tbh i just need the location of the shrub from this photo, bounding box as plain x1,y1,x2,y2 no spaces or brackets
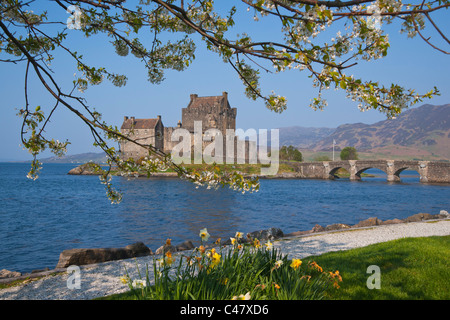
279,146,303,162
340,147,358,160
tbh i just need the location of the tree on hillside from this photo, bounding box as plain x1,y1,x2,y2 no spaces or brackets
0,0,447,202
340,147,359,160
280,146,303,162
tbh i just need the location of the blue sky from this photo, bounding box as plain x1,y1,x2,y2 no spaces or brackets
0,2,449,161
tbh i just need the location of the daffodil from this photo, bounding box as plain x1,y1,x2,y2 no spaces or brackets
211,252,221,267
290,258,302,270
156,257,164,267
165,251,174,265
230,237,236,245
265,240,273,250
206,248,216,258
199,228,210,242
232,292,251,300
330,270,342,282
300,275,312,282
309,261,323,273
132,279,147,288
235,232,243,239
275,260,283,268
119,275,128,285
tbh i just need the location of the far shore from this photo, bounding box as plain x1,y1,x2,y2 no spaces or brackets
67,162,377,179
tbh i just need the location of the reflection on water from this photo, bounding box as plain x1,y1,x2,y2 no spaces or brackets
117,178,240,247
0,164,448,273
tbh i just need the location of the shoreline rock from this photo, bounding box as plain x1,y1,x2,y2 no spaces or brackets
0,269,22,279
68,163,101,175
55,242,152,269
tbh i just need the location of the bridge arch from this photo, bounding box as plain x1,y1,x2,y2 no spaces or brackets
328,166,350,179
394,166,421,182
356,167,388,180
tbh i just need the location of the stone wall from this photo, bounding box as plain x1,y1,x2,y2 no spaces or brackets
120,116,164,160
426,161,450,183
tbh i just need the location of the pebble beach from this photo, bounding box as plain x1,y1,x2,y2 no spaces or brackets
0,219,449,300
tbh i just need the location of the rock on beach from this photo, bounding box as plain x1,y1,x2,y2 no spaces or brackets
56,242,152,268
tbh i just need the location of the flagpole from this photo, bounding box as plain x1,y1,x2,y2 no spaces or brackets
333,139,335,161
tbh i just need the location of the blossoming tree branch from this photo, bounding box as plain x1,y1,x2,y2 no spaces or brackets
0,0,447,202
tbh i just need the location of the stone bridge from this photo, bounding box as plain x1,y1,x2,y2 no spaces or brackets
288,160,450,183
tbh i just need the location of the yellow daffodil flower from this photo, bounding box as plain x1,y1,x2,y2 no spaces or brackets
165,251,174,265
211,252,221,267
290,258,302,270
265,240,273,250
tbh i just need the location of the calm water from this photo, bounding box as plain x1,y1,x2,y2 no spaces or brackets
0,163,449,273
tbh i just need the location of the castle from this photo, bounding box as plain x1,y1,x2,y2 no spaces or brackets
120,92,252,163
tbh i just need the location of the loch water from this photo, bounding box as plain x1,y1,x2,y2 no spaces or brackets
0,162,449,273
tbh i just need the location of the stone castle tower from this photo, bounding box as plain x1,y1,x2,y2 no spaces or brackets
182,92,236,134
119,92,240,161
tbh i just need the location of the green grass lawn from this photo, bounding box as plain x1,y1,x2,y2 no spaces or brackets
311,235,450,300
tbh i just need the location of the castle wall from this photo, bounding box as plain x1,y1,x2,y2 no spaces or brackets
120,117,164,161
182,106,237,134
163,126,181,155
120,128,156,160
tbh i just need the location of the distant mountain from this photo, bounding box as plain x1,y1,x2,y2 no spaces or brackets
279,104,450,160
277,126,335,148
38,152,108,164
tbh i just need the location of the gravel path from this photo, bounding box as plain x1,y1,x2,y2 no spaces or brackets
1,220,449,300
